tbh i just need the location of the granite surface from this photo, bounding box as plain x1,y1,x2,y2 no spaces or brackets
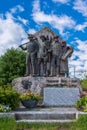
43,87,80,106
12,76,82,95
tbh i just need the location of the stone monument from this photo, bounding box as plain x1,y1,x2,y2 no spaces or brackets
12,26,82,106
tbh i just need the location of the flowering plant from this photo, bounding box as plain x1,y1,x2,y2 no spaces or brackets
20,91,41,101
0,104,11,112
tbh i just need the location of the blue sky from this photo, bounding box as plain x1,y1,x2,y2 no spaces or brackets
0,0,87,78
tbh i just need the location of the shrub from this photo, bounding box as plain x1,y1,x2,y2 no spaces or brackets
0,87,20,110
0,48,26,85
81,80,87,90
76,93,87,112
0,104,11,112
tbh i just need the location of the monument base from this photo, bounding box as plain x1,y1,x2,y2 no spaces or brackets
12,76,82,107
12,76,82,95
44,87,80,106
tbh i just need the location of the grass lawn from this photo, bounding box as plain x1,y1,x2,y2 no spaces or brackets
0,115,87,130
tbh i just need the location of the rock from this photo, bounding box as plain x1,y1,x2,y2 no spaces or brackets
12,76,46,95
12,76,82,96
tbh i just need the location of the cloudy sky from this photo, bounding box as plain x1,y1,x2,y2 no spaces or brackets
0,0,87,78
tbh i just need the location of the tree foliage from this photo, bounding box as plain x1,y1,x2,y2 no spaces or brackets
0,48,26,85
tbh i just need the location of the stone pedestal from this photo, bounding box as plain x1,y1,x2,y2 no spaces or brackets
44,87,80,106
12,76,82,106
12,76,82,95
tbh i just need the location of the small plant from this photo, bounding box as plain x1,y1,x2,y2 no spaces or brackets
20,91,41,101
81,79,87,90
76,93,87,112
0,104,11,112
20,91,42,108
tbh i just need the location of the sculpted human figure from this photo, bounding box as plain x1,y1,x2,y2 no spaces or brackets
37,35,50,76
19,34,39,76
46,36,53,76
50,36,62,76
60,40,73,77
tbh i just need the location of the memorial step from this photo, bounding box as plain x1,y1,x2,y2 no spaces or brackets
17,119,76,123
15,111,76,121
1,107,86,123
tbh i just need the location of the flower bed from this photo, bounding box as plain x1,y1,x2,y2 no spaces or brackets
20,91,41,108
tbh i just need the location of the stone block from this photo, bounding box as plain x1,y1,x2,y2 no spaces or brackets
43,87,80,106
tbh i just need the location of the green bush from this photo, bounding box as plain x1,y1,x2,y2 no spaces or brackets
0,48,26,85
0,87,20,110
81,80,87,90
76,94,87,112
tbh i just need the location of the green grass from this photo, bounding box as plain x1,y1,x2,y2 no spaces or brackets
0,117,16,130
0,115,87,130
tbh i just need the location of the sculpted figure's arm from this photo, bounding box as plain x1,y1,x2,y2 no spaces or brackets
67,46,74,57
61,46,74,60
19,44,27,50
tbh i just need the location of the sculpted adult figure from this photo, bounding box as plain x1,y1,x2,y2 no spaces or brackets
60,40,73,77
50,36,62,76
19,34,39,76
37,35,50,76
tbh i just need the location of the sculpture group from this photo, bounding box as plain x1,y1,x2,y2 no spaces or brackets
19,34,73,77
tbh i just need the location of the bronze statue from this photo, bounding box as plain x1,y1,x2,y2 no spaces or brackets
19,34,39,76
19,32,73,78
60,41,73,77
50,36,62,76
37,35,50,76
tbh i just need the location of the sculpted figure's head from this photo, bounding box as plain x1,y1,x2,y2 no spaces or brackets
28,34,34,40
62,40,66,47
53,36,59,42
40,35,47,42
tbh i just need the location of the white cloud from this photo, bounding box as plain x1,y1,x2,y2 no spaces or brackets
10,5,24,14
32,0,76,36
52,0,70,4
0,7,27,55
33,0,40,12
84,61,87,70
0,16,27,55
73,0,87,17
68,38,87,78
75,22,87,32
75,39,87,52
17,16,28,25
5,5,28,26
28,29,36,34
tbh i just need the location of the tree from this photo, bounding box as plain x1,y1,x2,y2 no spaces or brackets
0,48,26,85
